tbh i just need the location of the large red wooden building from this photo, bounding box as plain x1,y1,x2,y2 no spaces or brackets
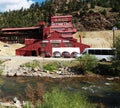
0,15,90,57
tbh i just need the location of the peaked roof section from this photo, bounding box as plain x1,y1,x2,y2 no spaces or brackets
47,31,77,41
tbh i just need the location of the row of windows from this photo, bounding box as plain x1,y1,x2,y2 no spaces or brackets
51,22,71,26
40,43,72,47
88,49,115,55
51,27,72,31
52,18,71,22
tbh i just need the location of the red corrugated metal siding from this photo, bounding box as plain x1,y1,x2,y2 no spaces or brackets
43,27,50,38
16,41,40,56
25,39,38,45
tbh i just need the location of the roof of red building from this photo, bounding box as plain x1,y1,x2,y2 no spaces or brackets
0,26,40,32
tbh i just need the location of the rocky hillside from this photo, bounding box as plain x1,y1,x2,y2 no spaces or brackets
0,0,120,31
74,11,113,31
52,0,120,31
73,30,120,48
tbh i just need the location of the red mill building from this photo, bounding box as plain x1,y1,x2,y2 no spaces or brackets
0,15,90,57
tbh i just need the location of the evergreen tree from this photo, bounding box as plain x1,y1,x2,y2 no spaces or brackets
0,0,119,28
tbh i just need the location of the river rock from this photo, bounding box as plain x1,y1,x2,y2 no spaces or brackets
16,71,22,76
13,97,22,108
106,77,114,80
105,82,110,86
7,69,17,76
0,102,15,107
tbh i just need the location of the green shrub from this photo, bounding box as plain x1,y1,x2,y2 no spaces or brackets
43,62,59,71
115,20,120,29
91,36,120,76
0,60,3,76
24,88,94,108
0,60,3,64
36,88,94,108
21,60,40,69
93,63,119,76
100,9,107,16
0,69,3,76
111,36,120,76
76,54,98,74
89,10,94,14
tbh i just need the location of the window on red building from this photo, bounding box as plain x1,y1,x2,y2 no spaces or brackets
51,43,60,47
65,43,72,47
40,43,46,47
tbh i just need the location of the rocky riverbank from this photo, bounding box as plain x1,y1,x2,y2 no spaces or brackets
2,65,78,78
0,56,79,78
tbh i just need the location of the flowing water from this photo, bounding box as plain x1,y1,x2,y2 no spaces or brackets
0,76,120,107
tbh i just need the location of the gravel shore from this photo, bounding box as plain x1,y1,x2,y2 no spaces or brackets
0,56,76,77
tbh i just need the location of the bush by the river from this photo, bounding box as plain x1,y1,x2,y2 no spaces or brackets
94,36,120,76
111,36,120,76
24,88,95,108
93,63,120,76
75,54,98,74
43,61,59,71
21,60,40,70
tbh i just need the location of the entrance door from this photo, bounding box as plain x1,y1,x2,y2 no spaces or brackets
32,50,37,56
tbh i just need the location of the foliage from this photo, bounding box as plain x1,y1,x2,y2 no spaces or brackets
0,60,3,76
24,88,94,108
115,20,120,29
100,9,107,16
76,54,98,74
43,61,75,72
90,1,95,9
93,63,118,76
39,88,94,108
111,36,120,75
0,60,3,64
43,61,59,71
95,36,120,76
25,83,44,104
114,37,120,60
21,60,40,69
0,69,3,76
0,0,119,28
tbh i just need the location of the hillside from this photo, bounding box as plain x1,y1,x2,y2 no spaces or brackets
73,30,120,48
0,42,24,56
0,0,120,30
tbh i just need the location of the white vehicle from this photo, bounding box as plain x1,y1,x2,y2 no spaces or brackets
81,48,115,62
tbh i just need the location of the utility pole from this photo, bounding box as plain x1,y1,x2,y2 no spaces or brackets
112,26,117,48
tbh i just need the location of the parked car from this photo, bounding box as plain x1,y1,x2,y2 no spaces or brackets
73,53,81,58
53,51,61,58
62,51,71,58
71,52,81,58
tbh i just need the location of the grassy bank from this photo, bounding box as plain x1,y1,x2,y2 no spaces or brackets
24,88,95,108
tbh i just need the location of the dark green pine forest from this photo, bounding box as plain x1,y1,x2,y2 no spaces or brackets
0,0,120,31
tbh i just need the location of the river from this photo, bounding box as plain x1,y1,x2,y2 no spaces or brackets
0,76,120,107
